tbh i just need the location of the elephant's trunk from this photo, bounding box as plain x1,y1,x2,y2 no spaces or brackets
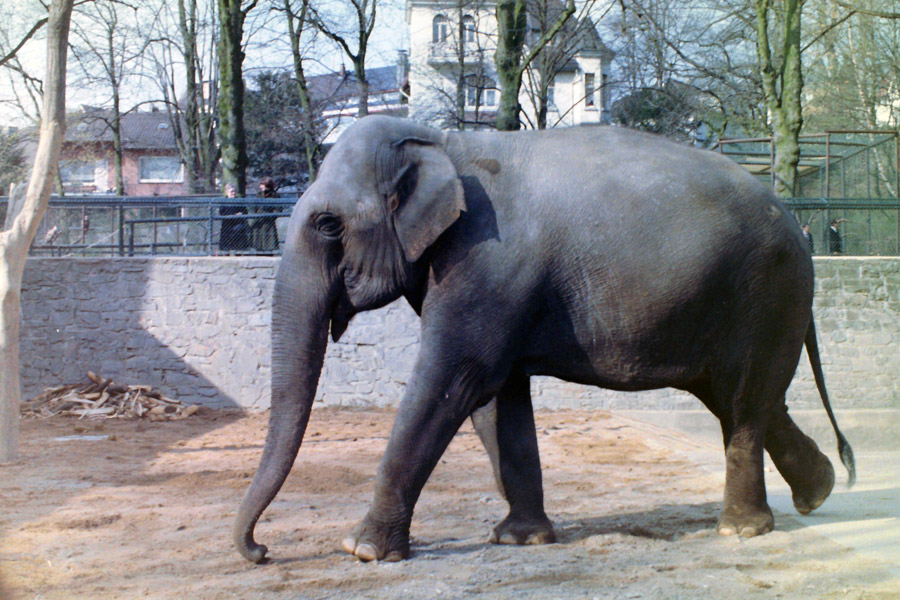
233,254,333,563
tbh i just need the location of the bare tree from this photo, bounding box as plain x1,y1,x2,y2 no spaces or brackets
494,0,575,130
280,0,324,179
148,0,221,192
520,0,610,129
69,0,159,195
218,0,258,195
1,0,74,463
0,3,55,125
308,0,378,117
755,0,804,197
415,1,496,129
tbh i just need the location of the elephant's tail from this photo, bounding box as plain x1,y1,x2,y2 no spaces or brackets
806,321,856,487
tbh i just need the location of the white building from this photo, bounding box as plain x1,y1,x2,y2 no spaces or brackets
406,0,614,129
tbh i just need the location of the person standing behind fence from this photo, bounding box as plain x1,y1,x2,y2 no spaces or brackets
250,177,280,255
828,218,845,255
219,183,250,253
801,223,814,254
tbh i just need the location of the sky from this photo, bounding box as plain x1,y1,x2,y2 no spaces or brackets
0,0,408,127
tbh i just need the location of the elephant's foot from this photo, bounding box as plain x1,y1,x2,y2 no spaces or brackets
765,406,836,515
789,454,835,515
716,504,774,538
489,513,556,545
341,516,410,562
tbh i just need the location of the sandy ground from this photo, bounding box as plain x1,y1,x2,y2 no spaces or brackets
2,407,898,600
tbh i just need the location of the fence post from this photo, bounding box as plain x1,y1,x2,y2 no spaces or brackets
128,222,135,257
208,201,214,254
118,202,125,256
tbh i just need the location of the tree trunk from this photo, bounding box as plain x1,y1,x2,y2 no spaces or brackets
0,0,74,463
756,0,803,197
495,0,573,131
217,0,250,195
112,94,125,196
494,0,526,131
354,62,369,118
284,0,321,182
179,0,202,193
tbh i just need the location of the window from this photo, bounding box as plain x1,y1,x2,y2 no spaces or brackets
463,15,476,44
547,84,555,107
466,84,478,107
59,160,96,184
138,156,183,183
584,73,596,108
466,80,497,108
433,15,450,43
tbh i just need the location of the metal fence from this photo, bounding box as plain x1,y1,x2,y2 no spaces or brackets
784,197,900,256
3,194,900,257
0,195,297,257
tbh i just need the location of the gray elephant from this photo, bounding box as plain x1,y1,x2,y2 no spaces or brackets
234,115,855,563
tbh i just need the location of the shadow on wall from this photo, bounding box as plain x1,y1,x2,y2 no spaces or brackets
19,257,278,410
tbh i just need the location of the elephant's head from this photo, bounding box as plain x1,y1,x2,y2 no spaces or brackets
233,116,466,563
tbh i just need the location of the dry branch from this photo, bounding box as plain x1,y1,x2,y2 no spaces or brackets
21,372,201,421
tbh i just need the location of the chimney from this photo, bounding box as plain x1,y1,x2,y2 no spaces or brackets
397,49,409,81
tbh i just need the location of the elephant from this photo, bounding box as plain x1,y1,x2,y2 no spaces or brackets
233,115,855,563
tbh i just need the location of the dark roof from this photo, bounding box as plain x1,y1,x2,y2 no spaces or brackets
307,65,401,110
65,109,180,150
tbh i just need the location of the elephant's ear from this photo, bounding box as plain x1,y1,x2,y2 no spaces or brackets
389,138,466,262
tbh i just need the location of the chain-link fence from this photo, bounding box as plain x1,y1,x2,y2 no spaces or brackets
785,197,900,256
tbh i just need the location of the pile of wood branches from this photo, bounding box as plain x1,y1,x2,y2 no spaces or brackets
21,372,200,420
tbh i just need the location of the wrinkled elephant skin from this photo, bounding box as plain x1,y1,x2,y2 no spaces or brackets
234,116,855,564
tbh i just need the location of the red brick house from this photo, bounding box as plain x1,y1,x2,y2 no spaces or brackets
58,108,189,196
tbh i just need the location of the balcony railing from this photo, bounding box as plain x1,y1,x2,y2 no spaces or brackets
429,41,487,64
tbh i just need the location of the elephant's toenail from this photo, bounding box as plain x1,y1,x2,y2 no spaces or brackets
355,542,378,562
341,537,358,554
499,533,518,545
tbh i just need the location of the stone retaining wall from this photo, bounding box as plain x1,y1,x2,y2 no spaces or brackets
19,257,900,411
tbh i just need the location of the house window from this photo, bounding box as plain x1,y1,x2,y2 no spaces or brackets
547,84,555,107
433,15,450,43
138,156,183,183
463,15,476,44
466,80,497,108
585,73,596,108
59,160,96,184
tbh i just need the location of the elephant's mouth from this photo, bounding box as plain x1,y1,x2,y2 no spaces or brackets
329,288,356,342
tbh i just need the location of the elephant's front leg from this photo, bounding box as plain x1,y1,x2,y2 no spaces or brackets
471,374,555,545
341,352,498,562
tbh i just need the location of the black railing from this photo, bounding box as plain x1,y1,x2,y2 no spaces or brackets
125,211,291,256
4,194,900,257
0,195,297,257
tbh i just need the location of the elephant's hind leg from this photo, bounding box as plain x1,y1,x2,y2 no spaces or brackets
698,363,786,538
717,418,774,538
765,404,835,515
472,374,556,546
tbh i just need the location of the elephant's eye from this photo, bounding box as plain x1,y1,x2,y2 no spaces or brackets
314,212,344,239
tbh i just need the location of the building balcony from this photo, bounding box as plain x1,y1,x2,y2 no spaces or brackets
428,41,491,65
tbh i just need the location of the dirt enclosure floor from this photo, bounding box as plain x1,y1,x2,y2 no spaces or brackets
2,407,898,600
